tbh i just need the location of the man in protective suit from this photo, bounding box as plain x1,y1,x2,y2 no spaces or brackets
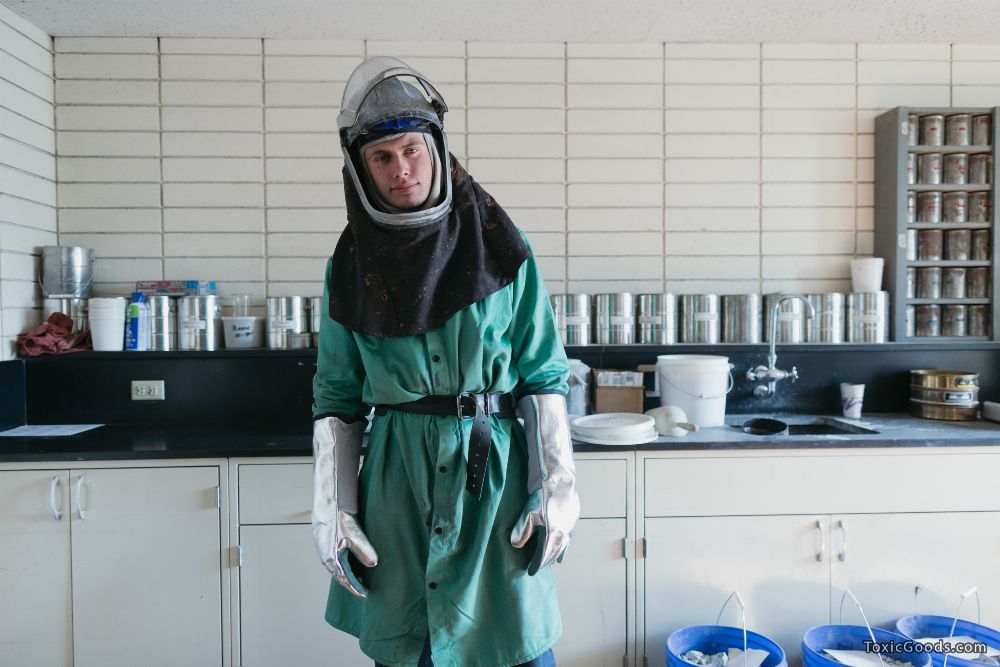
311,56,580,667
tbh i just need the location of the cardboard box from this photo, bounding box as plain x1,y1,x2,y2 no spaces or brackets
135,280,217,296
592,369,645,414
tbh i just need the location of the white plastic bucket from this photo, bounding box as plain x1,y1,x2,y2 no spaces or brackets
656,354,733,427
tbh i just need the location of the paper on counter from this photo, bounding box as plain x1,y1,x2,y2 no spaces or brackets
0,424,104,437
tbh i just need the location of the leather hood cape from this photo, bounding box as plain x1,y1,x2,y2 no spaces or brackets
327,157,530,338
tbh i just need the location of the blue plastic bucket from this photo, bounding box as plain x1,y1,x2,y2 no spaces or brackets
666,625,787,667
896,615,1000,667
802,625,931,667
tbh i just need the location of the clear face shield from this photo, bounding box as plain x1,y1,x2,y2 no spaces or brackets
338,57,453,227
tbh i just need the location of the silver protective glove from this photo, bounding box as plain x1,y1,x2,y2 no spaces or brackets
312,416,378,598
510,393,581,575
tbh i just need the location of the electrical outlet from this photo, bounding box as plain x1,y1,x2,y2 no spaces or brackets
131,380,165,401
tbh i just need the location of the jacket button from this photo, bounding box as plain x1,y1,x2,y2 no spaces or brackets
438,465,447,473
434,526,443,535
428,582,438,590
431,354,441,362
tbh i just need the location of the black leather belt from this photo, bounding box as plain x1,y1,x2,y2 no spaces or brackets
373,393,516,499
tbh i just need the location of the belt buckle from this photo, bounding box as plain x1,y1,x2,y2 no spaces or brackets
456,392,478,420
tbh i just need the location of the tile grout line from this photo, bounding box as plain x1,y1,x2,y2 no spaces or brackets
260,38,267,300
158,37,165,282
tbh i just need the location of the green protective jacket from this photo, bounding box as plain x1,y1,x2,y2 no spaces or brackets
312,243,571,667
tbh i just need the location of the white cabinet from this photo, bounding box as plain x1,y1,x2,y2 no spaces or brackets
639,450,1000,667
0,464,226,667
231,454,635,667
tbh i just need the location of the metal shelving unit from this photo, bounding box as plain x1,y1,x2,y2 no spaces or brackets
874,106,1000,341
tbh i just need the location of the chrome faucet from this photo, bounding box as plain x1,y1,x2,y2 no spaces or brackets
746,294,816,399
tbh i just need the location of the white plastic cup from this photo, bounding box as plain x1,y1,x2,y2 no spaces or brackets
88,297,127,351
850,258,884,293
230,293,251,317
840,382,865,419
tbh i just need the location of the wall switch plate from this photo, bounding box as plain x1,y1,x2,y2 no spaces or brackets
131,380,165,401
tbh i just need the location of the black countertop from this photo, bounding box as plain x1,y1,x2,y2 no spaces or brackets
2,414,1000,463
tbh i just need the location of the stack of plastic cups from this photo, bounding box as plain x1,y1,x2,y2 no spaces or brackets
87,297,127,351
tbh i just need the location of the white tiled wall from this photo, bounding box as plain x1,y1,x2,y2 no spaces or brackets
42,37,1000,312
0,5,55,359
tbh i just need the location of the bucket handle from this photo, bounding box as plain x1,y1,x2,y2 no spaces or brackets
839,588,885,667
942,587,981,667
639,363,735,400
715,590,748,667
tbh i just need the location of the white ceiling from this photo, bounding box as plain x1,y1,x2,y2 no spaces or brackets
4,0,1000,43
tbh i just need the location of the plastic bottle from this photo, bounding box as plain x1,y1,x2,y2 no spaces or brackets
125,291,151,351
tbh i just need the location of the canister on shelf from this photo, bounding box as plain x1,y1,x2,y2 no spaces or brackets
43,296,88,334
946,114,971,146
916,267,942,299
941,305,968,337
969,192,991,222
908,114,919,146
915,305,940,336
679,294,720,344
846,292,888,343
967,267,991,298
907,153,917,184
637,293,677,344
805,293,845,343
906,305,916,337
942,268,967,299
944,229,972,260
969,305,991,337
972,114,992,145
309,296,323,333
917,229,943,260
551,294,591,346
942,191,967,222
906,229,918,261
149,295,177,351
178,295,223,351
972,229,991,261
969,154,992,184
920,114,945,146
906,267,916,298
763,293,806,343
917,191,942,222
907,191,917,223
593,293,635,345
266,296,308,349
917,153,942,184
943,153,968,184
721,293,761,343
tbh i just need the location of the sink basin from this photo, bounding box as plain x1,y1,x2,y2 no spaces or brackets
731,416,879,436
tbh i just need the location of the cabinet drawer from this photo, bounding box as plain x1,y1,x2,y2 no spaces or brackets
239,457,628,524
644,452,1000,517
239,463,313,524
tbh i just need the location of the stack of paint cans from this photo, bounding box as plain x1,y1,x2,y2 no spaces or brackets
905,111,993,339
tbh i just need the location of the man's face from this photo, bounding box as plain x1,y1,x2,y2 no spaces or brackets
362,133,433,210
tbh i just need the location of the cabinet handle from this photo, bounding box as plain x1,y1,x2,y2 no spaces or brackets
837,519,848,561
75,474,88,520
50,475,63,521
814,520,825,562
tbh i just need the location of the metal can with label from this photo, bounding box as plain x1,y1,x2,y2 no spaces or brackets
907,267,916,298
946,114,972,146
920,114,945,146
917,229,943,260
916,267,942,299
941,305,968,337
637,293,677,344
942,191,967,222
907,153,917,184
917,153,942,184
551,294,591,345
917,191,942,222
594,293,635,345
846,292,887,343
969,154,992,184
906,229,918,260
908,114,919,146
679,294,720,343
972,229,991,261
972,114,992,145
942,268,967,299
944,229,972,260
967,267,991,298
969,305,991,337
915,305,941,336
969,192,992,222
906,305,916,337
943,153,968,184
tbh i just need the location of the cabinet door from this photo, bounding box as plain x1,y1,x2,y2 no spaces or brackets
830,512,1000,629
238,523,369,667
553,518,629,667
70,467,223,667
644,516,830,665
0,470,72,667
